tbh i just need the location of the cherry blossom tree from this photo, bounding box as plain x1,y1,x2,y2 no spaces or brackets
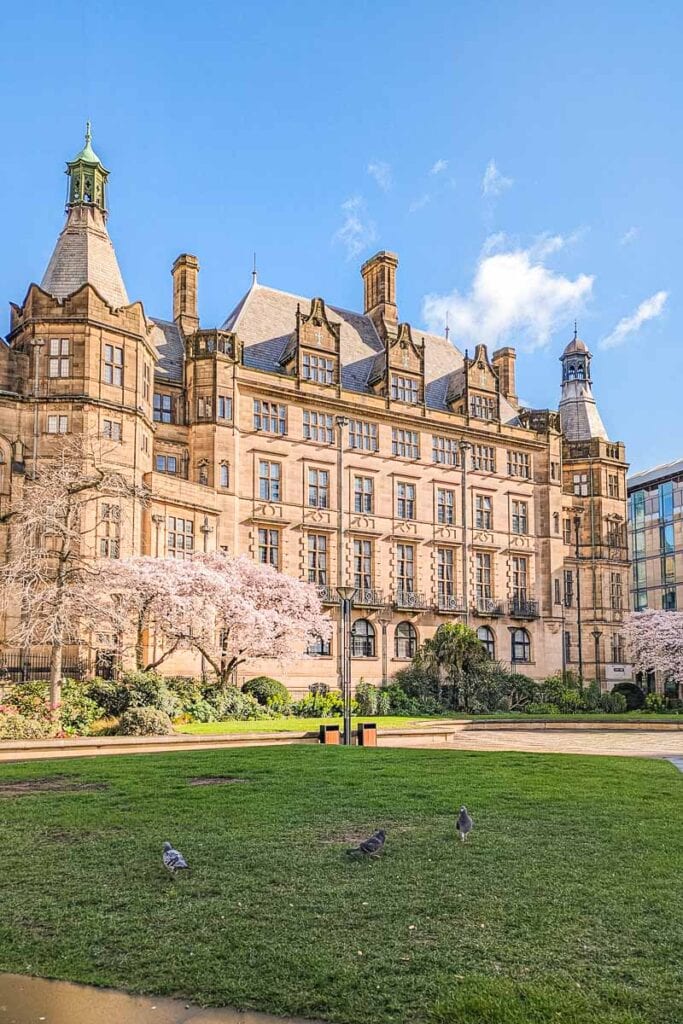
624,610,683,686
0,434,139,706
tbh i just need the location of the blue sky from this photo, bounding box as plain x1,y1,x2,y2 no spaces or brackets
1,0,680,473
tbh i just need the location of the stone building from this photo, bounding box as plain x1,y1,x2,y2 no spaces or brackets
0,130,630,691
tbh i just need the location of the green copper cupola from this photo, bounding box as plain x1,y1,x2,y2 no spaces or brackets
66,122,109,213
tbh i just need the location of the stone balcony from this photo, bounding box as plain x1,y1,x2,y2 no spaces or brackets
354,587,386,608
508,597,540,619
473,597,505,617
436,593,466,614
394,589,430,611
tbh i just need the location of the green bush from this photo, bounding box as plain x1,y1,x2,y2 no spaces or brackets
291,690,358,718
121,671,181,718
58,680,104,735
211,686,269,721
242,676,291,712
644,692,667,713
525,702,561,716
611,681,645,711
600,691,628,713
166,676,204,710
584,680,602,711
85,677,129,717
393,663,439,703
355,682,380,715
0,711,54,740
556,689,588,714
116,707,173,736
185,698,218,723
2,680,52,721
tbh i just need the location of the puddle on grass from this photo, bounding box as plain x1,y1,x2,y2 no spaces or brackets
0,974,320,1024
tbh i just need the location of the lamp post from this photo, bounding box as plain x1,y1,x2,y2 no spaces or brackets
555,584,566,684
573,514,584,686
592,628,602,688
336,584,357,745
458,441,472,624
376,606,392,687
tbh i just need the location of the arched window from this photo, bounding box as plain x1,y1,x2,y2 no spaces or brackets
511,628,531,663
351,619,376,658
477,626,495,659
394,621,417,660
307,635,331,657
576,363,585,380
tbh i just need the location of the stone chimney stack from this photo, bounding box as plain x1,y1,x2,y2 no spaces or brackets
361,251,399,337
172,254,200,335
492,347,517,405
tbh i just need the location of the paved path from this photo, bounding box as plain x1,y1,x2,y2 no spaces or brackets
392,727,683,759
0,974,318,1024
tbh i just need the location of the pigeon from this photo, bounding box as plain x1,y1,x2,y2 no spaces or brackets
456,806,473,843
163,841,189,874
347,829,386,858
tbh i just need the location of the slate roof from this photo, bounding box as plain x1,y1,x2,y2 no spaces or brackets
151,319,185,384
222,281,519,422
558,380,609,442
41,205,129,310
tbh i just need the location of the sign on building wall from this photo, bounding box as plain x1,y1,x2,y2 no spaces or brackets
605,663,634,682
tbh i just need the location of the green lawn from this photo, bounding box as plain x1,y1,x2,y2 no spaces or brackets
176,712,683,735
0,747,681,1024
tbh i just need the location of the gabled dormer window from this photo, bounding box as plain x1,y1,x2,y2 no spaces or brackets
470,394,496,420
391,374,419,403
302,354,335,384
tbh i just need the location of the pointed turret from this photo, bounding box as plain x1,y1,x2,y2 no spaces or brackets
40,125,129,310
558,326,608,441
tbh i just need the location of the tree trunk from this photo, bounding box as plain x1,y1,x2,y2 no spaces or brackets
50,638,63,708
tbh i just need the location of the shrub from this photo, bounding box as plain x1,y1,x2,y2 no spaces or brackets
666,698,683,713
0,711,54,740
2,680,52,720
644,692,667,713
600,691,627,714
393,663,439,702
242,676,291,712
584,680,602,712
185,698,218,723
525,702,560,716
116,707,173,736
166,676,204,711
291,690,357,718
85,677,129,717
556,689,588,714
58,680,104,735
611,682,645,711
121,671,181,718
211,686,268,721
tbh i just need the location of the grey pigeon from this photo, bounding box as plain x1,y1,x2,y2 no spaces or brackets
347,829,386,858
163,841,189,873
456,806,473,842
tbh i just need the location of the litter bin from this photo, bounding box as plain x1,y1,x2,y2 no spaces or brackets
357,722,378,747
319,724,341,744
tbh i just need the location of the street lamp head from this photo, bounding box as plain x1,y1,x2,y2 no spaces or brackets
336,584,357,601
592,629,602,640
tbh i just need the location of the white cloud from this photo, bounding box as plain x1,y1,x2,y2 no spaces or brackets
620,226,639,246
367,160,392,191
600,291,668,350
481,159,513,198
422,238,594,351
333,197,377,260
408,193,431,214
429,159,448,176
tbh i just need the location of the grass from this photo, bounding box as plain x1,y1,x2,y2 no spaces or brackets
176,712,683,735
0,747,681,1024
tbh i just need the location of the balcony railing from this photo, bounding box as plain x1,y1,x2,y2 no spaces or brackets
315,585,339,605
508,598,540,619
354,587,386,608
473,597,504,616
394,589,430,611
436,593,466,614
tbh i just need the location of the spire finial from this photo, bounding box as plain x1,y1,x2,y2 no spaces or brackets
85,121,92,145
251,252,257,284
573,320,578,341
445,310,450,341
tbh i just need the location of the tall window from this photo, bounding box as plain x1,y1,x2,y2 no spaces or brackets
573,472,589,496
511,556,528,602
564,631,572,663
307,534,328,584
258,528,280,567
477,626,495,658
354,476,374,513
302,354,334,384
303,410,334,443
396,544,415,593
507,450,531,479
432,436,461,466
563,518,572,545
392,428,419,459
511,628,531,663
349,419,378,451
219,462,229,488
46,414,68,434
564,569,574,607
475,552,492,601
197,395,213,420
99,503,120,559
351,619,376,658
253,400,286,435
472,445,496,472
167,516,194,558
608,473,619,498
475,494,492,530
610,572,623,611
103,344,123,386
611,634,625,663
511,500,528,535
391,374,419,403
143,363,151,402
437,488,455,525
469,394,496,420
259,460,281,501
353,539,373,590
395,622,417,659
156,454,178,475
217,395,232,420
397,482,416,520
102,419,122,442
48,338,70,378
437,547,455,602
307,468,329,508
154,394,174,423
